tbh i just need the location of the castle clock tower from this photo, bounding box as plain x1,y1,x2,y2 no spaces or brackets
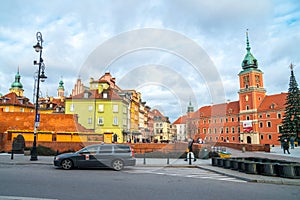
238,31,266,144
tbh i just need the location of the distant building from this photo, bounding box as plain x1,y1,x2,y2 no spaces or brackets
0,69,34,112
153,109,172,142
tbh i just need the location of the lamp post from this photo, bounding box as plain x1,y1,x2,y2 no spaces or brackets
30,32,47,161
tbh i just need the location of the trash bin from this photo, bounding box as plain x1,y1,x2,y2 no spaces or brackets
223,159,231,169
244,161,258,174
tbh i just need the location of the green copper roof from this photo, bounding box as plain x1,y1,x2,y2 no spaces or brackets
187,98,194,113
58,80,64,89
11,69,23,89
241,31,258,70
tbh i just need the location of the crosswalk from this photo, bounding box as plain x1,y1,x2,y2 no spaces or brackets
126,167,247,183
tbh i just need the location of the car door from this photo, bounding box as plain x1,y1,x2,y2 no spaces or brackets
76,146,100,168
95,145,113,167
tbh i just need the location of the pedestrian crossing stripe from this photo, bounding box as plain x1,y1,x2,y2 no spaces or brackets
126,169,247,183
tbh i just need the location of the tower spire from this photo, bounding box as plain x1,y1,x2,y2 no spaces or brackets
241,29,258,70
246,29,251,52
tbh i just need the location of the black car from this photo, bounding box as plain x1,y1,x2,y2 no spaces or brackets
54,144,136,171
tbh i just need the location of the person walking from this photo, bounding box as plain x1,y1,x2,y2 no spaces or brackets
290,137,295,149
283,138,290,154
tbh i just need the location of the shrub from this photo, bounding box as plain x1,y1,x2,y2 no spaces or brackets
36,145,56,156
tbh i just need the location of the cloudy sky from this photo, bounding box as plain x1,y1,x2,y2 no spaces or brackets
0,0,299,122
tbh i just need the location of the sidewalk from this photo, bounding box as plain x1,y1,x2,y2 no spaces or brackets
0,146,300,186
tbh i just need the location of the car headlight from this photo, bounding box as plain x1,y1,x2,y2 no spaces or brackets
54,156,60,161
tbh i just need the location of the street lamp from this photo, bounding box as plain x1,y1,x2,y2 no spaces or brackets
30,32,47,161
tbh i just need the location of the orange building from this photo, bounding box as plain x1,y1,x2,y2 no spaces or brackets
174,32,290,146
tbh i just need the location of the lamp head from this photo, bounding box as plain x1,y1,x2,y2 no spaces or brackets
33,42,42,52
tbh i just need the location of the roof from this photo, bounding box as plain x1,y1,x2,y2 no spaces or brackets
258,93,287,112
0,92,34,108
68,88,123,101
196,101,240,118
0,111,90,133
172,115,187,124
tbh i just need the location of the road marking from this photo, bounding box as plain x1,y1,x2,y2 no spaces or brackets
126,168,247,183
0,196,57,200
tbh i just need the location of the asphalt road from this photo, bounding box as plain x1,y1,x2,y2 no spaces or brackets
0,164,298,200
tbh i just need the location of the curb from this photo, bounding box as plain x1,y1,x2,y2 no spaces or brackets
196,165,300,186
196,165,253,182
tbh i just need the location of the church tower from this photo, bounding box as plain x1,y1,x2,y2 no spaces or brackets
187,98,194,113
238,31,266,144
57,79,65,98
10,68,24,97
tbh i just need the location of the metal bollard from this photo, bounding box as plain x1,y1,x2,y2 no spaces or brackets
167,153,170,165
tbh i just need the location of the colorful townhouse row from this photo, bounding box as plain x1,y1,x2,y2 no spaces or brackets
0,70,173,150
173,32,298,146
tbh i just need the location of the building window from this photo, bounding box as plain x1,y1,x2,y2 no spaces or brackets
203,128,206,134
259,115,262,118
123,106,127,113
266,113,270,118
268,134,272,140
260,135,264,140
98,117,104,125
259,122,263,128
246,105,250,110
232,136,235,141
231,117,234,122
20,108,24,112
214,128,217,134
220,128,223,134
267,121,271,128
84,92,89,98
103,92,108,99
226,118,228,122
232,127,235,133
226,127,229,133
88,117,92,124
70,104,74,112
113,116,118,125
246,116,250,120
98,104,104,112
277,113,281,119
88,105,93,111
113,104,119,113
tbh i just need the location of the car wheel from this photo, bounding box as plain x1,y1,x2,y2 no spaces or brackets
111,159,124,171
61,159,73,170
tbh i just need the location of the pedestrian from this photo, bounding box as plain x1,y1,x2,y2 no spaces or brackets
283,138,290,154
290,137,295,149
188,139,194,153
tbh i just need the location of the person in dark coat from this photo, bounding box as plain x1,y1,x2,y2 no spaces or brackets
283,138,290,154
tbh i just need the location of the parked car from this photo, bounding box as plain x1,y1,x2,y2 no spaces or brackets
54,144,136,171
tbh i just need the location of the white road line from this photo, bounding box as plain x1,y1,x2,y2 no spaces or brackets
0,196,57,200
